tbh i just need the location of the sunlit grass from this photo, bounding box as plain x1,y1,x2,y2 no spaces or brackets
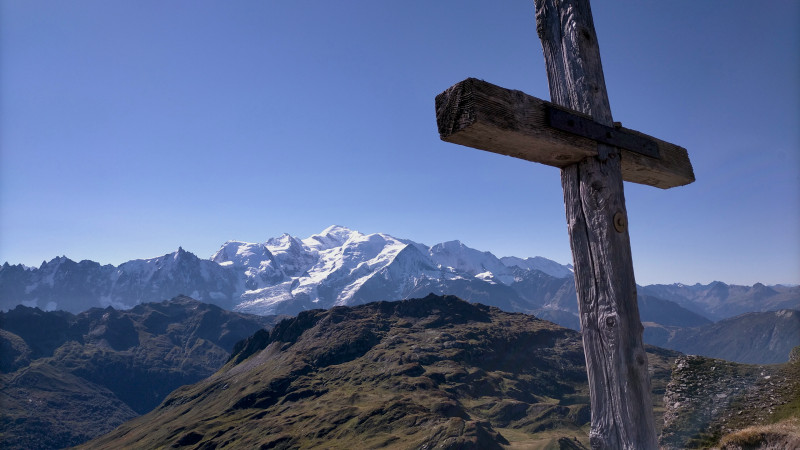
717,417,800,449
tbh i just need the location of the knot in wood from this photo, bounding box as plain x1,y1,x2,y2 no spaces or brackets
605,316,616,328
578,26,593,44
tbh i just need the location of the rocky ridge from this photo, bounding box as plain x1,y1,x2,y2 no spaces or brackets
660,347,800,448
645,309,800,364
3,226,796,326
82,294,679,449
0,296,279,449
641,282,800,322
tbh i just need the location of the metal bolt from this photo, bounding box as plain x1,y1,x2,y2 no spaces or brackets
613,212,627,233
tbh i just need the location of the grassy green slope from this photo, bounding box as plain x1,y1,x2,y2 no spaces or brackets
84,295,678,449
0,361,137,449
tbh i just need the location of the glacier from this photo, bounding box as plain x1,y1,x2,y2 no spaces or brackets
0,225,573,316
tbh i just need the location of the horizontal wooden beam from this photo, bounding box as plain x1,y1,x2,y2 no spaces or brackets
435,78,695,189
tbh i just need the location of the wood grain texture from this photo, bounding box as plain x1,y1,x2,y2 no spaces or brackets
534,0,659,448
435,78,694,189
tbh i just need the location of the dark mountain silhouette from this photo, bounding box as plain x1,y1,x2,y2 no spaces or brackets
641,282,800,321
0,296,280,450
645,309,800,364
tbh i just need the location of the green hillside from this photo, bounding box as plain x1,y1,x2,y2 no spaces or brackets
82,294,678,449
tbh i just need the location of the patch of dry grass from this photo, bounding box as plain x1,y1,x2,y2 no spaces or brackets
717,417,800,449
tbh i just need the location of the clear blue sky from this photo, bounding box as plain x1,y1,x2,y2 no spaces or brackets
2,1,798,286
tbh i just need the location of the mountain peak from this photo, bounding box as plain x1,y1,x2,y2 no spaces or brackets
211,240,250,263
265,233,302,252
210,241,274,269
170,246,197,261
750,282,777,295
435,240,464,249
303,225,359,251
38,255,72,270
321,224,353,235
499,256,573,279
428,240,511,282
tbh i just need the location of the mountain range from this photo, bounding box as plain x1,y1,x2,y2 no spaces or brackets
0,296,279,449
3,226,797,329
2,295,797,448
644,309,800,364
639,281,800,321
78,294,680,449
80,295,799,449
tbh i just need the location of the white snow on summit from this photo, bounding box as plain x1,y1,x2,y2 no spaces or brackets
266,234,316,277
302,225,357,251
205,226,572,315
500,256,573,279
429,240,515,285
1,225,575,315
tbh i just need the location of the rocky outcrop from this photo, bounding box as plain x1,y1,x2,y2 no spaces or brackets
660,347,800,448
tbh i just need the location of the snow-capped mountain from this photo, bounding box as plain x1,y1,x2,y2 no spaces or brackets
500,256,574,279
0,248,240,313
0,226,572,315
2,225,796,323
209,226,545,315
429,240,514,285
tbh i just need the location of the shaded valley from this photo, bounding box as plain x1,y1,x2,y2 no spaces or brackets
0,296,279,449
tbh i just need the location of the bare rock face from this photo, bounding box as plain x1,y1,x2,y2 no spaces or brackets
660,356,762,448
660,348,800,448
790,345,800,363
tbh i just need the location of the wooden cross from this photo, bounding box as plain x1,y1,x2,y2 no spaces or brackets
434,1,694,449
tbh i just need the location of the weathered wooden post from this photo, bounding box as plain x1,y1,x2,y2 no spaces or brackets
534,1,659,447
434,1,694,448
